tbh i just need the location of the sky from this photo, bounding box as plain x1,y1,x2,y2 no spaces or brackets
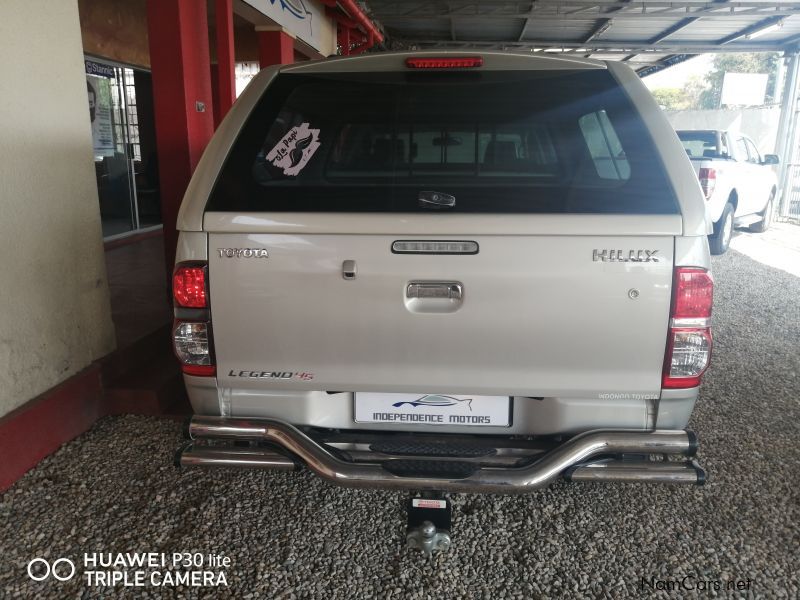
642,54,715,90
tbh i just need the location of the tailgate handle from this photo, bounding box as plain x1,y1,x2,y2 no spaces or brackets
418,190,455,209
406,282,463,300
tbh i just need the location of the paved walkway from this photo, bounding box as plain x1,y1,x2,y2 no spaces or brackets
730,221,800,278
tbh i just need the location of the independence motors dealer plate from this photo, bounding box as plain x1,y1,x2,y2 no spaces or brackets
354,393,511,427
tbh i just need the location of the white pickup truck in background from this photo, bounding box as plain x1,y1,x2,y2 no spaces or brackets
677,129,779,254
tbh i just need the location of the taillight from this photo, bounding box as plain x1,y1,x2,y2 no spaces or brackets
173,321,215,377
406,56,483,69
173,261,214,376
698,167,716,200
173,263,207,308
672,268,714,319
663,267,713,388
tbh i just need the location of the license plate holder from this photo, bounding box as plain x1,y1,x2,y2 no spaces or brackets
354,393,511,427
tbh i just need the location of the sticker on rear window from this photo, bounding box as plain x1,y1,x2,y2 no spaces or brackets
266,122,321,176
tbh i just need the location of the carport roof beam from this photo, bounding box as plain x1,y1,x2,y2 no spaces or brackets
399,39,789,53
718,15,786,44
584,19,613,44
370,0,800,75
647,17,699,44
636,53,697,77
369,2,800,21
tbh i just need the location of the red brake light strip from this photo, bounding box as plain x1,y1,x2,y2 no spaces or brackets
406,57,483,69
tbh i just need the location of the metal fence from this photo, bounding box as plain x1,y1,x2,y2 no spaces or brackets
781,164,800,220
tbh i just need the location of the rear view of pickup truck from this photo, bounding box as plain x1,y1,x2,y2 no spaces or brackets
172,53,712,515
677,129,778,254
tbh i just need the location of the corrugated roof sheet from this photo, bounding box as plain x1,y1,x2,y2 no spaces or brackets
365,1,800,74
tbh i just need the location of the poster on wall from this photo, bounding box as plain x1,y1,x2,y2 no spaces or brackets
720,73,769,107
242,0,333,54
85,71,115,158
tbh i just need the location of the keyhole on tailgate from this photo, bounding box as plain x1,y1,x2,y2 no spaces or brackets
342,260,357,280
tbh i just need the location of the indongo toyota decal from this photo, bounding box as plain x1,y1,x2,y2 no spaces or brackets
265,122,321,176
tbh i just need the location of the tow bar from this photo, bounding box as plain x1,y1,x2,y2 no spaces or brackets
405,494,452,556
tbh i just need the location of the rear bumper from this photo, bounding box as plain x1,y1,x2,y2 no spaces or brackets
178,416,705,493
184,379,699,434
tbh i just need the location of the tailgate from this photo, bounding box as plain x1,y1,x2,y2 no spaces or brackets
207,215,677,399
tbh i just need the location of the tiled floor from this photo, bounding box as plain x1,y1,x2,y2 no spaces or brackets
104,233,172,348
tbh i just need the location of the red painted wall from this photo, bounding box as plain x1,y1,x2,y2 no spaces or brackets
0,367,104,492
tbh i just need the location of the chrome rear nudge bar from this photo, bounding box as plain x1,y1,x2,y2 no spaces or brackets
178,416,704,493
178,446,297,471
564,459,705,485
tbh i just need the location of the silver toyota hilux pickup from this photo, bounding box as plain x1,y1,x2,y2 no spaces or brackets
173,51,712,551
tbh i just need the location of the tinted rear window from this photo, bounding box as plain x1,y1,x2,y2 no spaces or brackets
207,70,678,214
677,131,724,159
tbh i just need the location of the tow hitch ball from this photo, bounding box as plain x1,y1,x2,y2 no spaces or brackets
405,494,452,556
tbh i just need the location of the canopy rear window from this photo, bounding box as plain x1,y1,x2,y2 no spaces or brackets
207,70,679,214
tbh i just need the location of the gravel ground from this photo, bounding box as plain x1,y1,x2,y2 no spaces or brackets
1,248,798,599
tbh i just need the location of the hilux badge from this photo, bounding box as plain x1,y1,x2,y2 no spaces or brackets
593,249,659,263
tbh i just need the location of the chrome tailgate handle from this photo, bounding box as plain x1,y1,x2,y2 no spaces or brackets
406,282,463,300
418,190,455,209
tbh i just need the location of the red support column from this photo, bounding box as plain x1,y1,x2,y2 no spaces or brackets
146,0,215,272
214,0,236,121
340,25,351,55
257,28,295,68
210,64,221,128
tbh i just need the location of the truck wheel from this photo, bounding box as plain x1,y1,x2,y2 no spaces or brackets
749,190,775,233
709,202,734,255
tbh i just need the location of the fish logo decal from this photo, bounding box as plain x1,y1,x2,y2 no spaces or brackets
392,395,473,411
266,122,321,176
270,0,312,21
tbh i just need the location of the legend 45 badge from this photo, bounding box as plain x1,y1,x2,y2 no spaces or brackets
266,122,321,176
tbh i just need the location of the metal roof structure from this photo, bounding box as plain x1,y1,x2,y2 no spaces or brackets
363,1,800,75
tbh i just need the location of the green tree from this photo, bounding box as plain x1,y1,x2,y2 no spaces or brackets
651,88,687,110
651,76,710,111
683,75,709,109
699,53,781,109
